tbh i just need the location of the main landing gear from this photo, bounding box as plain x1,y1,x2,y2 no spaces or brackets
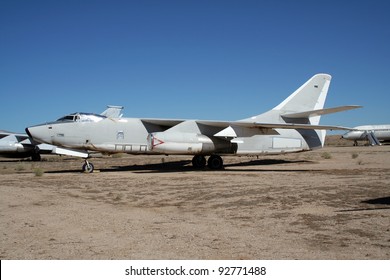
192,155,224,170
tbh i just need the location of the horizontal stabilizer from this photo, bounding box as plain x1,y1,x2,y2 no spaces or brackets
252,122,355,131
281,105,362,119
0,131,30,140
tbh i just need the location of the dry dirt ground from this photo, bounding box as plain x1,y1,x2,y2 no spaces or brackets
1,144,389,260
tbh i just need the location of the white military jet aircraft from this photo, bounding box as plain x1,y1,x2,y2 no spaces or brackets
26,74,360,172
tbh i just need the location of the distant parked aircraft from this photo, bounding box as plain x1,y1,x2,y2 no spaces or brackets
0,131,48,161
26,74,361,172
0,106,124,160
342,125,390,146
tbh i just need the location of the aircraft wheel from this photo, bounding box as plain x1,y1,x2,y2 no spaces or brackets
207,155,224,170
82,162,94,173
192,155,206,168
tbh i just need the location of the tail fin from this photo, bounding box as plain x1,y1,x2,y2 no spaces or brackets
242,74,332,149
245,74,332,125
101,105,124,118
273,73,331,124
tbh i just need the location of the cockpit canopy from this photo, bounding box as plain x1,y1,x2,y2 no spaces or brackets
56,113,106,123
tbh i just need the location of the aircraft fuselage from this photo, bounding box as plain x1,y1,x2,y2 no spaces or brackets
342,125,390,142
26,115,311,156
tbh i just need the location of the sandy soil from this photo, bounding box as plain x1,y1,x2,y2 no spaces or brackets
1,144,389,260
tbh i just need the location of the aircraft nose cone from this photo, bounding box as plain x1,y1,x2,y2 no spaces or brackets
25,125,52,144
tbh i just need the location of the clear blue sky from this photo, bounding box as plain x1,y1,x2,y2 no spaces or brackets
1,0,389,133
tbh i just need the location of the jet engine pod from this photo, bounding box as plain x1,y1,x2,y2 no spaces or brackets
147,132,215,154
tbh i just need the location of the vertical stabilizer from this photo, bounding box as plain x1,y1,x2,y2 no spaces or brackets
273,73,331,124
242,74,332,149
243,74,332,123
275,74,331,147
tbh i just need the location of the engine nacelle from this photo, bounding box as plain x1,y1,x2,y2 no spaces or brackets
0,141,24,153
147,132,216,154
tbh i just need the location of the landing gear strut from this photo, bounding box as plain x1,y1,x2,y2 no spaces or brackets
31,152,41,162
31,147,41,161
82,159,94,173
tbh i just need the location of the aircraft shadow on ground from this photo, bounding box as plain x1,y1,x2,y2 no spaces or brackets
105,158,316,174
361,196,390,206
45,158,317,174
336,196,390,212
225,159,311,168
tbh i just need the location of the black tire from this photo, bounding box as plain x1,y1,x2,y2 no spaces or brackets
192,155,206,168
82,162,94,173
31,153,41,162
207,155,223,170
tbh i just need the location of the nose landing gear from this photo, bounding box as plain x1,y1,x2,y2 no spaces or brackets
82,159,94,173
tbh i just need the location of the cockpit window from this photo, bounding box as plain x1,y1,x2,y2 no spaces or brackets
56,113,106,123
57,115,76,122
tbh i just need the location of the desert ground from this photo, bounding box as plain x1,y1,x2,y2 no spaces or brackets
1,137,389,259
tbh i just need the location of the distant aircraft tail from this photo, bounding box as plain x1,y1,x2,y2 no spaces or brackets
101,105,124,118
